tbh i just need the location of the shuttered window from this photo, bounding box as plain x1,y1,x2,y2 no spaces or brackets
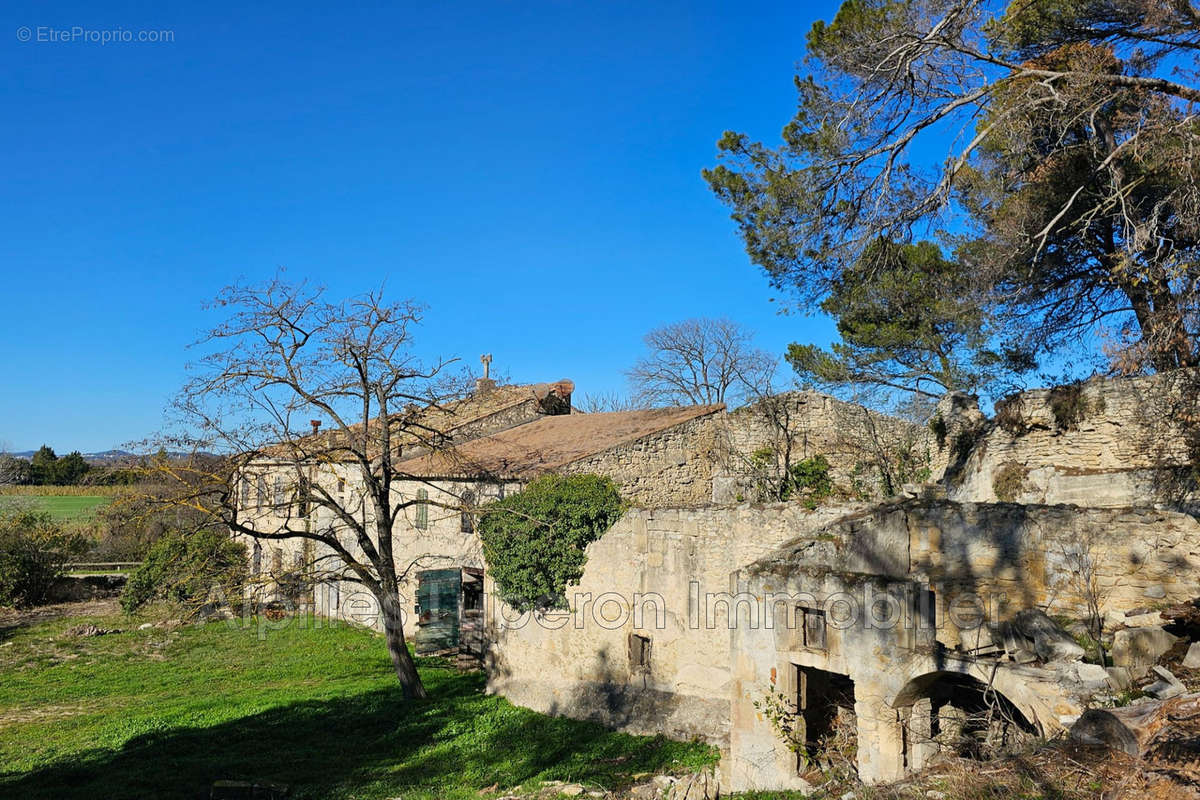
415,489,429,530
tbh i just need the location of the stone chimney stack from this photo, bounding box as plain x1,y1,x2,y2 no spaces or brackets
476,353,497,395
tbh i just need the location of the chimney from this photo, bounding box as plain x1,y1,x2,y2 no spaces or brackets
476,353,497,395
310,420,321,435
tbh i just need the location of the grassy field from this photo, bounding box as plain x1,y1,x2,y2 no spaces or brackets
0,494,111,521
0,608,717,800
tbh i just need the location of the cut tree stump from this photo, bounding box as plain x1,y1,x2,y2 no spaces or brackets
1069,693,1200,756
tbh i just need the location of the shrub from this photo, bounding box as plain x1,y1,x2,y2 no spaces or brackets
121,527,247,614
1048,382,1089,431
928,414,948,449
951,428,979,462
994,394,1028,436
0,509,87,607
478,474,625,613
993,462,1029,502
782,455,833,508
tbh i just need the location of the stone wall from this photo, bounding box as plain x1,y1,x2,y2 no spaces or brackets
933,372,1198,508
815,499,1200,638
719,392,925,503
563,412,726,507
488,495,1199,788
486,503,858,747
729,549,1109,791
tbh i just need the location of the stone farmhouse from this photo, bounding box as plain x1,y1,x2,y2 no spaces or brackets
234,369,1200,793
235,373,916,640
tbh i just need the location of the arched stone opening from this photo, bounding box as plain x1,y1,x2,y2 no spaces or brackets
893,671,1037,771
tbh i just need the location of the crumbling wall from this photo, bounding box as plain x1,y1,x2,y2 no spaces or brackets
814,499,1200,637
728,561,1107,792
931,372,1197,509
719,392,925,503
488,495,1198,778
486,503,860,747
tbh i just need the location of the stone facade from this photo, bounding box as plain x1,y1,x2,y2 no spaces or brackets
562,413,725,507
231,372,1200,794
310,477,519,637
486,497,1199,790
486,503,860,745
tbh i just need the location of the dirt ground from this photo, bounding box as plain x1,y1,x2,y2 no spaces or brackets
0,598,120,631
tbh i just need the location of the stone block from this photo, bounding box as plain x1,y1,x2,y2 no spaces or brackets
1145,667,1185,700
1183,642,1200,670
1105,666,1133,691
1123,611,1166,628
1111,626,1178,672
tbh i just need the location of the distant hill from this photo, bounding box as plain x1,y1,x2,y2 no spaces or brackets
7,449,207,466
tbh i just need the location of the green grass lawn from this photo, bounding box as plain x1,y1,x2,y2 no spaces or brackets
0,494,111,521
0,610,717,800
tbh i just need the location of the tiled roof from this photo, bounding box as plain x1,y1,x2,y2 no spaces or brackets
254,380,574,461
395,404,724,479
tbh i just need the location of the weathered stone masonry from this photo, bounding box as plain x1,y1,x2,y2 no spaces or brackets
487,497,1200,790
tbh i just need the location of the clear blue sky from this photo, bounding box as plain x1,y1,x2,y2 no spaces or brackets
1,0,843,453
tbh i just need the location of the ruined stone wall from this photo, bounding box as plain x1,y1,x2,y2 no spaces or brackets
933,372,1197,508
486,503,858,747
719,392,925,502
814,499,1200,639
562,412,726,507
729,552,1109,792
488,495,1199,770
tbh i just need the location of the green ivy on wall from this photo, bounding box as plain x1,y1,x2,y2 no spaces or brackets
478,474,625,613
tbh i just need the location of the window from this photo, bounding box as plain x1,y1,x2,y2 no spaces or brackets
629,633,651,671
460,490,475,533
251,542,262,576
271,548,283,574
273,477,285,507
918,588,936,630
240,477,251,508
337,477,346,498
256,475,267,509
415,488,429,530
462,569,484,611
801,607,826,650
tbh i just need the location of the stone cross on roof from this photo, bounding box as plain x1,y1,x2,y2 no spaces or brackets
481,353,492,380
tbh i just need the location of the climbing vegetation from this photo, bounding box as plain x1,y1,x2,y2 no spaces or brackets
478,474,625,613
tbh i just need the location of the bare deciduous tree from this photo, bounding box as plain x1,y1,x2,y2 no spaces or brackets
161,275,466,700
628,317,777,407
576,391,643,413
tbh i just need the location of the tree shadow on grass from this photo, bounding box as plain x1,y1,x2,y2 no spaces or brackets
0,669,713,800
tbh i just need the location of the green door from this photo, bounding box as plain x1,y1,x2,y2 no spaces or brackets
414,568,462,654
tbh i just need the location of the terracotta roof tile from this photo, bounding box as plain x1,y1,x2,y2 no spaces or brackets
396,404,724,479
